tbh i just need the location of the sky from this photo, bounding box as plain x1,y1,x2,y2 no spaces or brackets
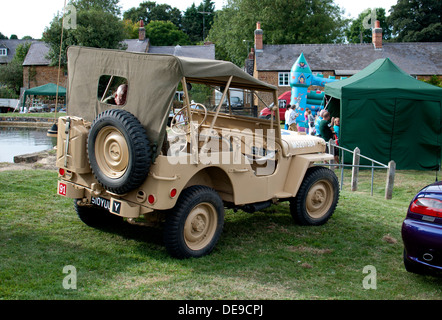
0,0,397,40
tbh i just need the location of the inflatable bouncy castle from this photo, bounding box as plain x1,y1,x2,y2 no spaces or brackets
290,53,339,131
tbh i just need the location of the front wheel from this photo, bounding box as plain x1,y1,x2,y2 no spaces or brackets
163,186,224,259
290,166,339,226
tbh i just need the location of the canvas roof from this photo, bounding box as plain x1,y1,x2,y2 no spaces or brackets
67,46,276,152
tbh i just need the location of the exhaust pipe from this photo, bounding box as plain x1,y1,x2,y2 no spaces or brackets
423,253,433,262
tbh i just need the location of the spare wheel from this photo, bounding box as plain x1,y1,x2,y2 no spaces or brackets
87,109,151,194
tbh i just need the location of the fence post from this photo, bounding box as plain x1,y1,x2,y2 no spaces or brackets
351,147,360,191
385,160,396,200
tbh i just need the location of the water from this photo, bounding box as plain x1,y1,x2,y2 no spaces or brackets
0,127,57,163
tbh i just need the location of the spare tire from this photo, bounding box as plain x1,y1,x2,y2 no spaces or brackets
87,109,151,194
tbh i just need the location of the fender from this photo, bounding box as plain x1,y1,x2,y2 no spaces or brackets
283,153,333,197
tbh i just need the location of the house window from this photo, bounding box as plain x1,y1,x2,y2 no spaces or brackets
278,72,290,86
0,48,7,56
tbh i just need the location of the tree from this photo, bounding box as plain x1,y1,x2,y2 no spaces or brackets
0,42,31,94
145,20,189,46
70,0,121,15
182,0,215,43
345,8,392,43
0,32,8,39
208,0,348,66
42,6,126,66
123,1,182,28
388,0,442,42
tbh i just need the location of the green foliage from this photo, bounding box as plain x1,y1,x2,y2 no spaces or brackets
182,0,215,43
423,75,442,88
345,8,392,44
208,0,348,66
123,1,182,28
42,8,126,66
388,0,442,42
70,0,121,15
0,42,31,94
145,21,190,46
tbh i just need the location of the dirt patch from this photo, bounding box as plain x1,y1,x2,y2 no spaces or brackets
0,149,57,172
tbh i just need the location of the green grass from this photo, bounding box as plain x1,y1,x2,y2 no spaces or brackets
1,168,442,300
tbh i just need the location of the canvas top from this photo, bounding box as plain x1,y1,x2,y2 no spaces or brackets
67,46,277,149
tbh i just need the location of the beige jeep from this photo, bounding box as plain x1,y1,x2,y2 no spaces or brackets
56,46,339,258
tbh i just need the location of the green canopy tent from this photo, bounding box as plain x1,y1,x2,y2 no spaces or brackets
325,58,442,170
22,83,66,108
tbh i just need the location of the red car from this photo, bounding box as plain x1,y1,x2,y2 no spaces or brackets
259,91,291,120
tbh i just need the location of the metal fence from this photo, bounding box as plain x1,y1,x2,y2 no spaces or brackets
319,140,396,199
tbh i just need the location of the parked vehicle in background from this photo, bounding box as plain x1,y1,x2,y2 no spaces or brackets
402,181,442,275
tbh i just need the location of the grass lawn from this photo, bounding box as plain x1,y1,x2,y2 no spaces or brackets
1,168,442,300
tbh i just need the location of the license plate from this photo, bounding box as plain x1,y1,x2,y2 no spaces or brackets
91,196,111,211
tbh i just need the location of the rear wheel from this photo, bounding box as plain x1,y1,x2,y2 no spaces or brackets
164,186,224,259
290,166,339,226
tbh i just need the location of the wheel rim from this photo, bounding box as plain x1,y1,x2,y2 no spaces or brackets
305,180,334,219
184,202,218,251
95,126,129,179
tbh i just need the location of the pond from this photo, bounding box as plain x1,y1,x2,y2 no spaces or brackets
0,127,57,163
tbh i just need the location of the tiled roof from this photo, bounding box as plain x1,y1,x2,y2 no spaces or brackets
256,42,442,76
22,42,51,66
0,39,37,64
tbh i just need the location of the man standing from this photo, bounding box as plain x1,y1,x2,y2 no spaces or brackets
319,110,338,163
319,110,333,142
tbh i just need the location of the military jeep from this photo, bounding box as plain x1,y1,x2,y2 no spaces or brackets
56,46,339,259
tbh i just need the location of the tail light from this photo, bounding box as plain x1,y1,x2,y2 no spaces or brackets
409,197,442,218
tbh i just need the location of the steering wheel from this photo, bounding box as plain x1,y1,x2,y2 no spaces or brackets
170,103,208,135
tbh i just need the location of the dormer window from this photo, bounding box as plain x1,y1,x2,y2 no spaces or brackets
0,48,7,56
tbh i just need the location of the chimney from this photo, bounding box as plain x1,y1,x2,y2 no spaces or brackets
254,21,263,52
139,20,145,41
372,20,382,49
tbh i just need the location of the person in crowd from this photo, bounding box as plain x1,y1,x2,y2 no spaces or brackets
307,109,315,135
284,104,291,130
287,105,297,131
333,117,340,143
315,109,324,137
320,111,339,163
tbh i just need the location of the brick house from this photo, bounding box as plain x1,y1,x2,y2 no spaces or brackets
246,21,442,106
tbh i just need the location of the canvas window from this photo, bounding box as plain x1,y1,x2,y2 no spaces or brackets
0,48,7,56
97,75,128,106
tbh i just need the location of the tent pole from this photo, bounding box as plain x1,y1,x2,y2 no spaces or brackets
47,0,67,137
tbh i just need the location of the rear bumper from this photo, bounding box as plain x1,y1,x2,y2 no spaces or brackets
402,218,442,271
57,180,150,218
